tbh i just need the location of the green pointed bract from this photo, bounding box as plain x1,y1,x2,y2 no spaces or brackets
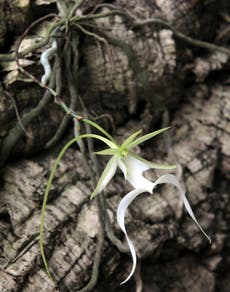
130,152,176,170
121,129,142,148
93,148,118,155
127,127,170,150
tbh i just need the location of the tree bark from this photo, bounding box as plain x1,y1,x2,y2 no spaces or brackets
0,1,229,291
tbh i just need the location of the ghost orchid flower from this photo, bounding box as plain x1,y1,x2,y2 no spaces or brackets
117,174,212,284
91,127,175,198
40,120,211,284
89,126,210,284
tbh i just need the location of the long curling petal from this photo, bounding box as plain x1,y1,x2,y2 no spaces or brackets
90,155,118,198
117,188,148,284
153,174,211,243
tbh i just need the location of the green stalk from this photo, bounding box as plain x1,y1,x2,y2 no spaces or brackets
40,133,116,280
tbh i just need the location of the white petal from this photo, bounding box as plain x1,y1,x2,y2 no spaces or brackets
118,158,127,179
130,152,176,170
91,156,118,198
124,155,154,193
125,154,150,172
153,174,211,243
117,188,148,284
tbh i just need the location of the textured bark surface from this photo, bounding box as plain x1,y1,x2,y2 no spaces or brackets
0,0,229,291
0,80,229,291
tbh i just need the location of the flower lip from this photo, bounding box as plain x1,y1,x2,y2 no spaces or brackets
123,154,154,193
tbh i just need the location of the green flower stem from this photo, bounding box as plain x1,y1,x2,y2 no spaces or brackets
55,100,116,143
40,137,77,280
40,133,114,280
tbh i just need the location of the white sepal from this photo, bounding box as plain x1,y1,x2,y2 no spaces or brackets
91,155,118,198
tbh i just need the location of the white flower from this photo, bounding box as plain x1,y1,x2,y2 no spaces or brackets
117,174,212,284
89,127,211,284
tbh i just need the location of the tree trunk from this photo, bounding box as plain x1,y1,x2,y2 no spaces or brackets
0,1,229,291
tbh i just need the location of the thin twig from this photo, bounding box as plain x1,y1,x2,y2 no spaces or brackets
71,91,105,292
73,9,133,23
45,115,70,149
94,114,115,136
1,6,229,63
69,0,86,19
1,84,32,138
73,23,108,45
0,61,57,167
74,196,104,292
86,6,230,56
133,18,230,56
134,261,143,292
44,51,65,149
13,16,83,123
0,14,60,62
64,36,86,155
89,3,137,21
104,206,129,253
15,17,59,98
